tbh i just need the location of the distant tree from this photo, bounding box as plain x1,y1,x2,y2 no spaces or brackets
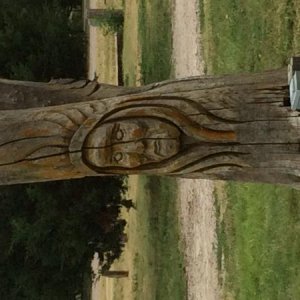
0,177,128,299
0,0,85,81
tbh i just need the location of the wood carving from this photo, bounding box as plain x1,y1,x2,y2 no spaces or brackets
0,69,297,186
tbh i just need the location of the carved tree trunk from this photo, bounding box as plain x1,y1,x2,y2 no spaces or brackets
0,69,297,187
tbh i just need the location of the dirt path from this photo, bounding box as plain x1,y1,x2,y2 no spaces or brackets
172,0,205,77
172,1,221,299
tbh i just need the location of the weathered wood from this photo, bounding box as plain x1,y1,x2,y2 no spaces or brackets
1,68,299,187
0,78,149,109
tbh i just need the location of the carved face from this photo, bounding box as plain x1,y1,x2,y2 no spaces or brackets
84,119,180,168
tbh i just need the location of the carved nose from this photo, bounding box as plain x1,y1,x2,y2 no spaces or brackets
116,141,145,153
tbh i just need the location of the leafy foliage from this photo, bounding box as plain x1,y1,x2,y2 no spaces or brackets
89,9,124,34
0,0,84,81
0,177,127,300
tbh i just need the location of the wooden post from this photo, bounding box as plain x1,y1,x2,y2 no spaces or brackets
3,68,300,187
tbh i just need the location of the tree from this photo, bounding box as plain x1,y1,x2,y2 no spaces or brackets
0,67,298,187
0,177,127,299
0,0,84,81
87,9,123,20
88,9,124,33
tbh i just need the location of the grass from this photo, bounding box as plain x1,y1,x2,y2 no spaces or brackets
122,0,173,86
200,0,300,299
201,0,300,74
216,183,300,300
89,10,123,34
138,0,173,84
122,0,140,86
132,176,186,300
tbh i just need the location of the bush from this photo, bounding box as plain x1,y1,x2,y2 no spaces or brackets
89,9,124,34
0,177,128,300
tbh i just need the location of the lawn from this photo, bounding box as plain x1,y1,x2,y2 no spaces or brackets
201,0,300,74
138,0,173,84
200,0,300,299
123,0,173,86
131,176,186,300
216,184,300,300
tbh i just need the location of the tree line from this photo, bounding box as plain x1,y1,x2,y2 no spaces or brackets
0,0,84,81
0,177,128,299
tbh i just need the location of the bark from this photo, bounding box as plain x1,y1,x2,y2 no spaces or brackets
0,69,298,187
0,78,149,109
100,270,128,278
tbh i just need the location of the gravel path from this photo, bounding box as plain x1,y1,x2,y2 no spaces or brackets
172,1,221,299
172,0,205,77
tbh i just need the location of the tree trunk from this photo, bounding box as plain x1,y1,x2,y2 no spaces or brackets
0,69,297,187
0,78,148,110
100,270,128,278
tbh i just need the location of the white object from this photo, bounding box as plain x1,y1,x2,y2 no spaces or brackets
289,71,300,110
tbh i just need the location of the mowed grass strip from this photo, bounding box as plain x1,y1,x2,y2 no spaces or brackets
217,183,300,300
201,0,300,74
201,0,300,298
133,176,186,300
134,3,185,298
138,0,173,84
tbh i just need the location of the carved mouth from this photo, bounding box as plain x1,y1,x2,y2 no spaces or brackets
154,139,180,158
155,140,161,155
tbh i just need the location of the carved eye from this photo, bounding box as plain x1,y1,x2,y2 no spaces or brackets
115,129,124,141
113,152,123,163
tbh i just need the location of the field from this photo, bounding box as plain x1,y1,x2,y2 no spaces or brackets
201,0,300,74
200,0,300,299
216,184,300,299
123,0,173,85
128,176,185,300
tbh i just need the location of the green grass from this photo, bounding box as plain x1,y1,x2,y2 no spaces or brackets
201,0,300,74
216,183,300,300
201,1,300,299
138,0,173,84
132,4,184,296
133,176,186,300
